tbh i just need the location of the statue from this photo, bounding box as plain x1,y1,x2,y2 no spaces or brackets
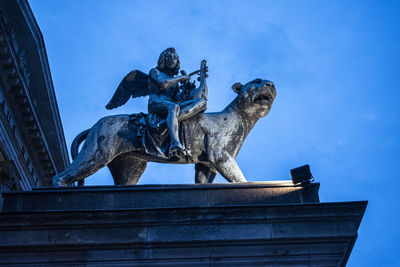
106,48,208,158
53,48,276,186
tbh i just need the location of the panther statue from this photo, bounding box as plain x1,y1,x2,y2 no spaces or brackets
53,79,276,186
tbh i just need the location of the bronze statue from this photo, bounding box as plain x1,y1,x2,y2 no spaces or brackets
105,48,207,158
53,48,276,186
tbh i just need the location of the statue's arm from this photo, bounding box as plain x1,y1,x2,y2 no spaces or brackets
149,68,189,90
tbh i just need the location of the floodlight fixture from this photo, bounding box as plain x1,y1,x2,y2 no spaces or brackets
290,164,314,185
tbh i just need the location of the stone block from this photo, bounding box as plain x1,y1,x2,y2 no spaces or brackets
0,182,366,266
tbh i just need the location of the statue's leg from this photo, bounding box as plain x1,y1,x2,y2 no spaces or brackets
195,163,209,183
207,172,217,183
53,143,110,186
166,103,183,153
53,117,129,186
149,97,184,156
152,99,207,131
108,154,147,185
195,163,218,184
178,99,207,121
209,149,247,183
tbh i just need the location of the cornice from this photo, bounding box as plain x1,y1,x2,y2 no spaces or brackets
0,13,56,185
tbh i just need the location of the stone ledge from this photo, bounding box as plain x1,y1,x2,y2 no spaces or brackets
2,181,320,212
0,200,366,266
0,183,367,266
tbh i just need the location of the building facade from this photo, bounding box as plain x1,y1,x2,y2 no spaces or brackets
0,0,69,206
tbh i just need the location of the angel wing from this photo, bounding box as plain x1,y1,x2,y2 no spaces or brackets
105,70,149,110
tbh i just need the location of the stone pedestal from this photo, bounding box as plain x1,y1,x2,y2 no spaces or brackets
0,182,366,266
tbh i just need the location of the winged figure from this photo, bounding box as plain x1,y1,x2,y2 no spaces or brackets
105,48,208,158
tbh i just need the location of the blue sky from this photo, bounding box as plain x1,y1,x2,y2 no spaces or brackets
29,1,400,266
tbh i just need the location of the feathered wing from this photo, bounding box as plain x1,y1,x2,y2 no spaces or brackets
105,70,149,110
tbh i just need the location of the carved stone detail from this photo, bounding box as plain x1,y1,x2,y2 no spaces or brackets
4,19,31,86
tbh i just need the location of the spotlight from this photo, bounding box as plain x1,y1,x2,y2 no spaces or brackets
290,164,314,185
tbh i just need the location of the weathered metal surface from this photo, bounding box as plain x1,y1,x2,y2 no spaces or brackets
53,48,276,186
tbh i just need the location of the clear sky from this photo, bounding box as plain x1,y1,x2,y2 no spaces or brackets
29,0,400,266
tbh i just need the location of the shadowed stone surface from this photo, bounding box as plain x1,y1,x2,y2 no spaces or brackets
0,182,366,266
3,181,319,212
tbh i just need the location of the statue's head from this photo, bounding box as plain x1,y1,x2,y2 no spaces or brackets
157,47,180,76
231,79,276,118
